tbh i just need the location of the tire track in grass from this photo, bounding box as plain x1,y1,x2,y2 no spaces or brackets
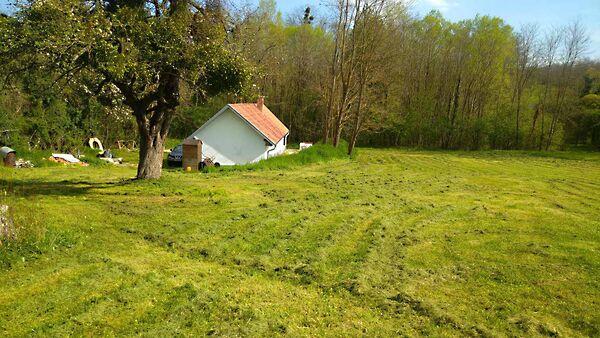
571,178,600,191
398,154,431,172
410,154,455,174
4,148,598,336
2,260,152,336
311,213,383,292
265,203,364,284
547,179,600,206
108,175,300,264
455,157,509,177
252,162,390,286
93,162,369,288
533,182,600,224
350,151,500,334
354,205,493,336
300,153,479,333
111,236,413,336
208,206,333,271
232,178,347,263
198,178,359,275
430,154,462,173
145,165,370,285
561,180,600,203
367,158,599,338
357,206,445,294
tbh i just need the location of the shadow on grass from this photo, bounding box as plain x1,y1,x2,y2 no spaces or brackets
0,178,137,198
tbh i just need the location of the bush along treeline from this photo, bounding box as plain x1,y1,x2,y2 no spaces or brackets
1,0,599,165
204,142,352,173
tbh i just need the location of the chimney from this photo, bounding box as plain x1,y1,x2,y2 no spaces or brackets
256,96,265,111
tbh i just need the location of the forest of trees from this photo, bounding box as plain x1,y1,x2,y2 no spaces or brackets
232,0,600,152
1,0,599,163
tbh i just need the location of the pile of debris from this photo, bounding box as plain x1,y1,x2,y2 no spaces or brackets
15,159,33,168
49,153,89,166
2,137,127,169
1,146,34,168
96,149,123,165
89,138,123,165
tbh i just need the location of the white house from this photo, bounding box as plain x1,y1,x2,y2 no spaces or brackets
188,97,289,166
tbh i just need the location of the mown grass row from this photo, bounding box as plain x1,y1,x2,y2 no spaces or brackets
0,142,350,270
0,148,599,336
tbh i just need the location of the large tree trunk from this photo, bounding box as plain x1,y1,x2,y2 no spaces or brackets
332,114,344,147
539,106,545,151
322,118,331,144
323,71,338,144
131,69,179,179
347,113,361,155
134,105,174,179
348,134,357,155
137,130,166,179
515,88,522,148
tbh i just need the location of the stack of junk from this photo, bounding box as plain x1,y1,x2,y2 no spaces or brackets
1,146,34,168
89,137,123,164
49,153,89,166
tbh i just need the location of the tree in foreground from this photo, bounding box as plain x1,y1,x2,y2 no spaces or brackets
1,0,248,178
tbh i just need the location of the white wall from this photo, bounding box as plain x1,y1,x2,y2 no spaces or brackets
191,108,269,165
271,135,287,157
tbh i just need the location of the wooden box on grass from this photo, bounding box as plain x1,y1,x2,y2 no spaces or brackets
182,138,202,171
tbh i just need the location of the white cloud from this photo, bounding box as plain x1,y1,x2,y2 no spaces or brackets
421,0,457,12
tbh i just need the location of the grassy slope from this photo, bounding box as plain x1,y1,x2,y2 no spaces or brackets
0,149,599,336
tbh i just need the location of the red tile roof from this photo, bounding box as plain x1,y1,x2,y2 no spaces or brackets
229,103,289,144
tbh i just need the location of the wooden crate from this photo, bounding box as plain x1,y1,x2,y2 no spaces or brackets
182,138,202,171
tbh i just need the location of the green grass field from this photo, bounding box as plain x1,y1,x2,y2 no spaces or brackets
1,148,599,336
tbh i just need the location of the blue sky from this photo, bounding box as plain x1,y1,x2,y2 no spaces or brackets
252,0,600,59
1,0,598,57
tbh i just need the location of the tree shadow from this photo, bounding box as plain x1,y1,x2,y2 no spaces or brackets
0,178,137,198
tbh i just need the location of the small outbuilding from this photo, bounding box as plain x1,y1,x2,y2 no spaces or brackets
0,146,16,167
182,138,202,171
188,97,289,166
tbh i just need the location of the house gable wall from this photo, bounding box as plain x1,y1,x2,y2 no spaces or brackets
191,108,269,165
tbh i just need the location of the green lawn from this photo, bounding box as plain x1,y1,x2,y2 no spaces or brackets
1,148,599,336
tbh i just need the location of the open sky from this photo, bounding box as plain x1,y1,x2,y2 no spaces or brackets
0,0,598,58
241,0,600,59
